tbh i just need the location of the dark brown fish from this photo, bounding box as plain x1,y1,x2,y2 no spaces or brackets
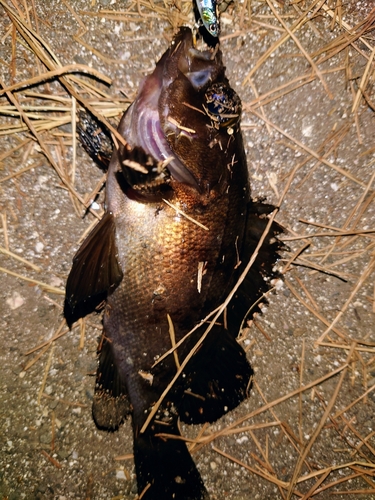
65,27,282,500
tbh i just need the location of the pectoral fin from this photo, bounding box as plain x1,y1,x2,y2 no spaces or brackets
64,212,123,326
119,145,171,195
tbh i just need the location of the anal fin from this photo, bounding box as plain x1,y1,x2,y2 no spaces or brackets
92,333,130,430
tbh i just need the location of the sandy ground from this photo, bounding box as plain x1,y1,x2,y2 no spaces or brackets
0,1,375,499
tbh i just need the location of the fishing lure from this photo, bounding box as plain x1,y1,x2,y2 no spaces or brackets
196,0,220,37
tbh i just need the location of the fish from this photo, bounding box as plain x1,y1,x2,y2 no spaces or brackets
64,27,282,500
196,0,220,37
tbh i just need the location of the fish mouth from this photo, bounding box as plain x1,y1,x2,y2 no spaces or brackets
121,27,225,192
173,27,223,90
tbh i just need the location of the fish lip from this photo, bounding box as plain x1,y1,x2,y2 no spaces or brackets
173,26,216,59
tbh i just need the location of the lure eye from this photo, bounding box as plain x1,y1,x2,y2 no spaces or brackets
208,23,219,37
204,83,242,129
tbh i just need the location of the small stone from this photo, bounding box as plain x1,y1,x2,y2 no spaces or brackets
45,385,53,395
6,291,25,310
236,436,249,444
90,201,100,210
50,276,63,287
49,399,59,410
37,483,48,494
73,54,87,65
37,176,48,189
116,469,127,480
39,433,51,444
57,450,71,460
35,242,44,253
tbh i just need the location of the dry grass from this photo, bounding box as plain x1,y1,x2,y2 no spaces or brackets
0,0,375,498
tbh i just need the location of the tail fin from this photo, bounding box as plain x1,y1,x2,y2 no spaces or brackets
133,421,208,500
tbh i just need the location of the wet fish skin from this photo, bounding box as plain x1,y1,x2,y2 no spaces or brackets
65,27,281,499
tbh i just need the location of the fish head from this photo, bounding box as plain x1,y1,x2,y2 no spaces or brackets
119,27,244,198
158,27,243,196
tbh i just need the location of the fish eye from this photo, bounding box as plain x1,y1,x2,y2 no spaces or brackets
187,69,214,90
204,83,242,129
